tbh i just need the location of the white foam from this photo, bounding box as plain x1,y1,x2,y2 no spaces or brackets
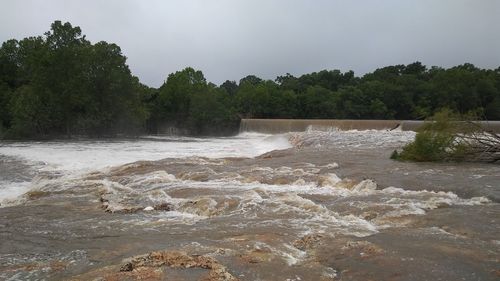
352,179,378,193
323,162,339,169
0,133,291,174
0,133,292,201
290,129,415,149
0,181,30,206
281,243,307,266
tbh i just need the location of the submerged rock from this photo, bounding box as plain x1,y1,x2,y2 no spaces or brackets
239,248,274,264
154,202,173,211
119,250,239,281
71,250,239,281
25,190,51,200
341,240,384,258
293,233,324,251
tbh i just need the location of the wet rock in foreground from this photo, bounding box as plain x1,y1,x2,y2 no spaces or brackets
71,250,238,281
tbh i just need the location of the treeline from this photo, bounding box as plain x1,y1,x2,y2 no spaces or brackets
1,21,499,138
0,21,148,138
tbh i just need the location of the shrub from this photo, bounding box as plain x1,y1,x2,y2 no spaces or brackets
393,109,500,163
396,130,455,161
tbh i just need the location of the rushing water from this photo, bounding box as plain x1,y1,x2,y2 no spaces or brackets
0,130,499,280
0,133,291,204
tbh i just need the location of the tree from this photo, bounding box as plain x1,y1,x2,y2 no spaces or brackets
220,80,238,96
297,86,337,118
239,75,262,86
158,67,205,122
1,21,147,138
152,67,238,135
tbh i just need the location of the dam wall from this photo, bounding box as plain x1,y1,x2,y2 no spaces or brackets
400,120,500,133
240,119,500,133
240,119,401,133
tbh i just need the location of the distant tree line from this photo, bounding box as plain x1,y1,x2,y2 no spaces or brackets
1,21,499,138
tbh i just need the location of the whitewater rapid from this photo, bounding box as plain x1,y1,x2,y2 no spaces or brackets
1,129,498,281
0,130,418,204
0,133,292,203
0,133,292,172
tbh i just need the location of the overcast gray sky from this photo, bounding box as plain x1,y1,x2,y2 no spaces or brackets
1,0,499,87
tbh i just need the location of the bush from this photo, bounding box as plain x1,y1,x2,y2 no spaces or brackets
395,130,454,161
393,109,500,163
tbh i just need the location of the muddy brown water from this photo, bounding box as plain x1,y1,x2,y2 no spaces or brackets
0,130,499,280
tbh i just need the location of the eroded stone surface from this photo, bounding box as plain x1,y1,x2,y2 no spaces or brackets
71,250,238,281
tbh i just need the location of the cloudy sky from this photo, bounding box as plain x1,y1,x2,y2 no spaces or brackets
1,0,499,87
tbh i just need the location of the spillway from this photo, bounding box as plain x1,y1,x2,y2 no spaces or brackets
240,118,500,133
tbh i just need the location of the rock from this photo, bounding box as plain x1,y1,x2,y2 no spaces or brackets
239,251,268,264
341,240,384,258
25,190,50,200
119,262,133,272
178,198,219,217
99,195,142,213
293,234,324,250
116,250,239,281
154,202,173,211
361,211,378,220
143,206,154,211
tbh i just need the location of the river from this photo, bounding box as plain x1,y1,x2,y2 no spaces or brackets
0,129,499,280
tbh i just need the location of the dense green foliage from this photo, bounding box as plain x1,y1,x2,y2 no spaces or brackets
1,21,500,138
392,110,499,162
392,129,456,162
147,68,239,135
0,21,150,138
